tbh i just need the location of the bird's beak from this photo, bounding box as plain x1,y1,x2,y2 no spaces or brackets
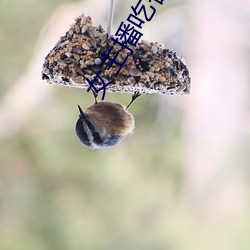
77,105,86,119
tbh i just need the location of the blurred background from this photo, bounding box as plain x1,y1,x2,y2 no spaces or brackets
1,0,250,249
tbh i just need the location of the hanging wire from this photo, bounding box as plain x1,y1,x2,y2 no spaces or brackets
107,0,115,34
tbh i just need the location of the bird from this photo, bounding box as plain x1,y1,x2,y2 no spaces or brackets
75,91,140,149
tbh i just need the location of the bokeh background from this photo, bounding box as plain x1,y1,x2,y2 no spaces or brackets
1,0,250,249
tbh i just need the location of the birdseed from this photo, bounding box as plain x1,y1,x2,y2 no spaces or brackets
42,14,191,95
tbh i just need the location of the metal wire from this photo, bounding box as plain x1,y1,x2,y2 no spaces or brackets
107,0,115,34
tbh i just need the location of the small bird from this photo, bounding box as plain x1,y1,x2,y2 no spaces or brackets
75,91,140,149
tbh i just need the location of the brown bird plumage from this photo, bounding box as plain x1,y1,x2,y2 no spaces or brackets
85,101,134,136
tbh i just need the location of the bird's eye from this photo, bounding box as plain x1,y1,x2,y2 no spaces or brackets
42,8,190,150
